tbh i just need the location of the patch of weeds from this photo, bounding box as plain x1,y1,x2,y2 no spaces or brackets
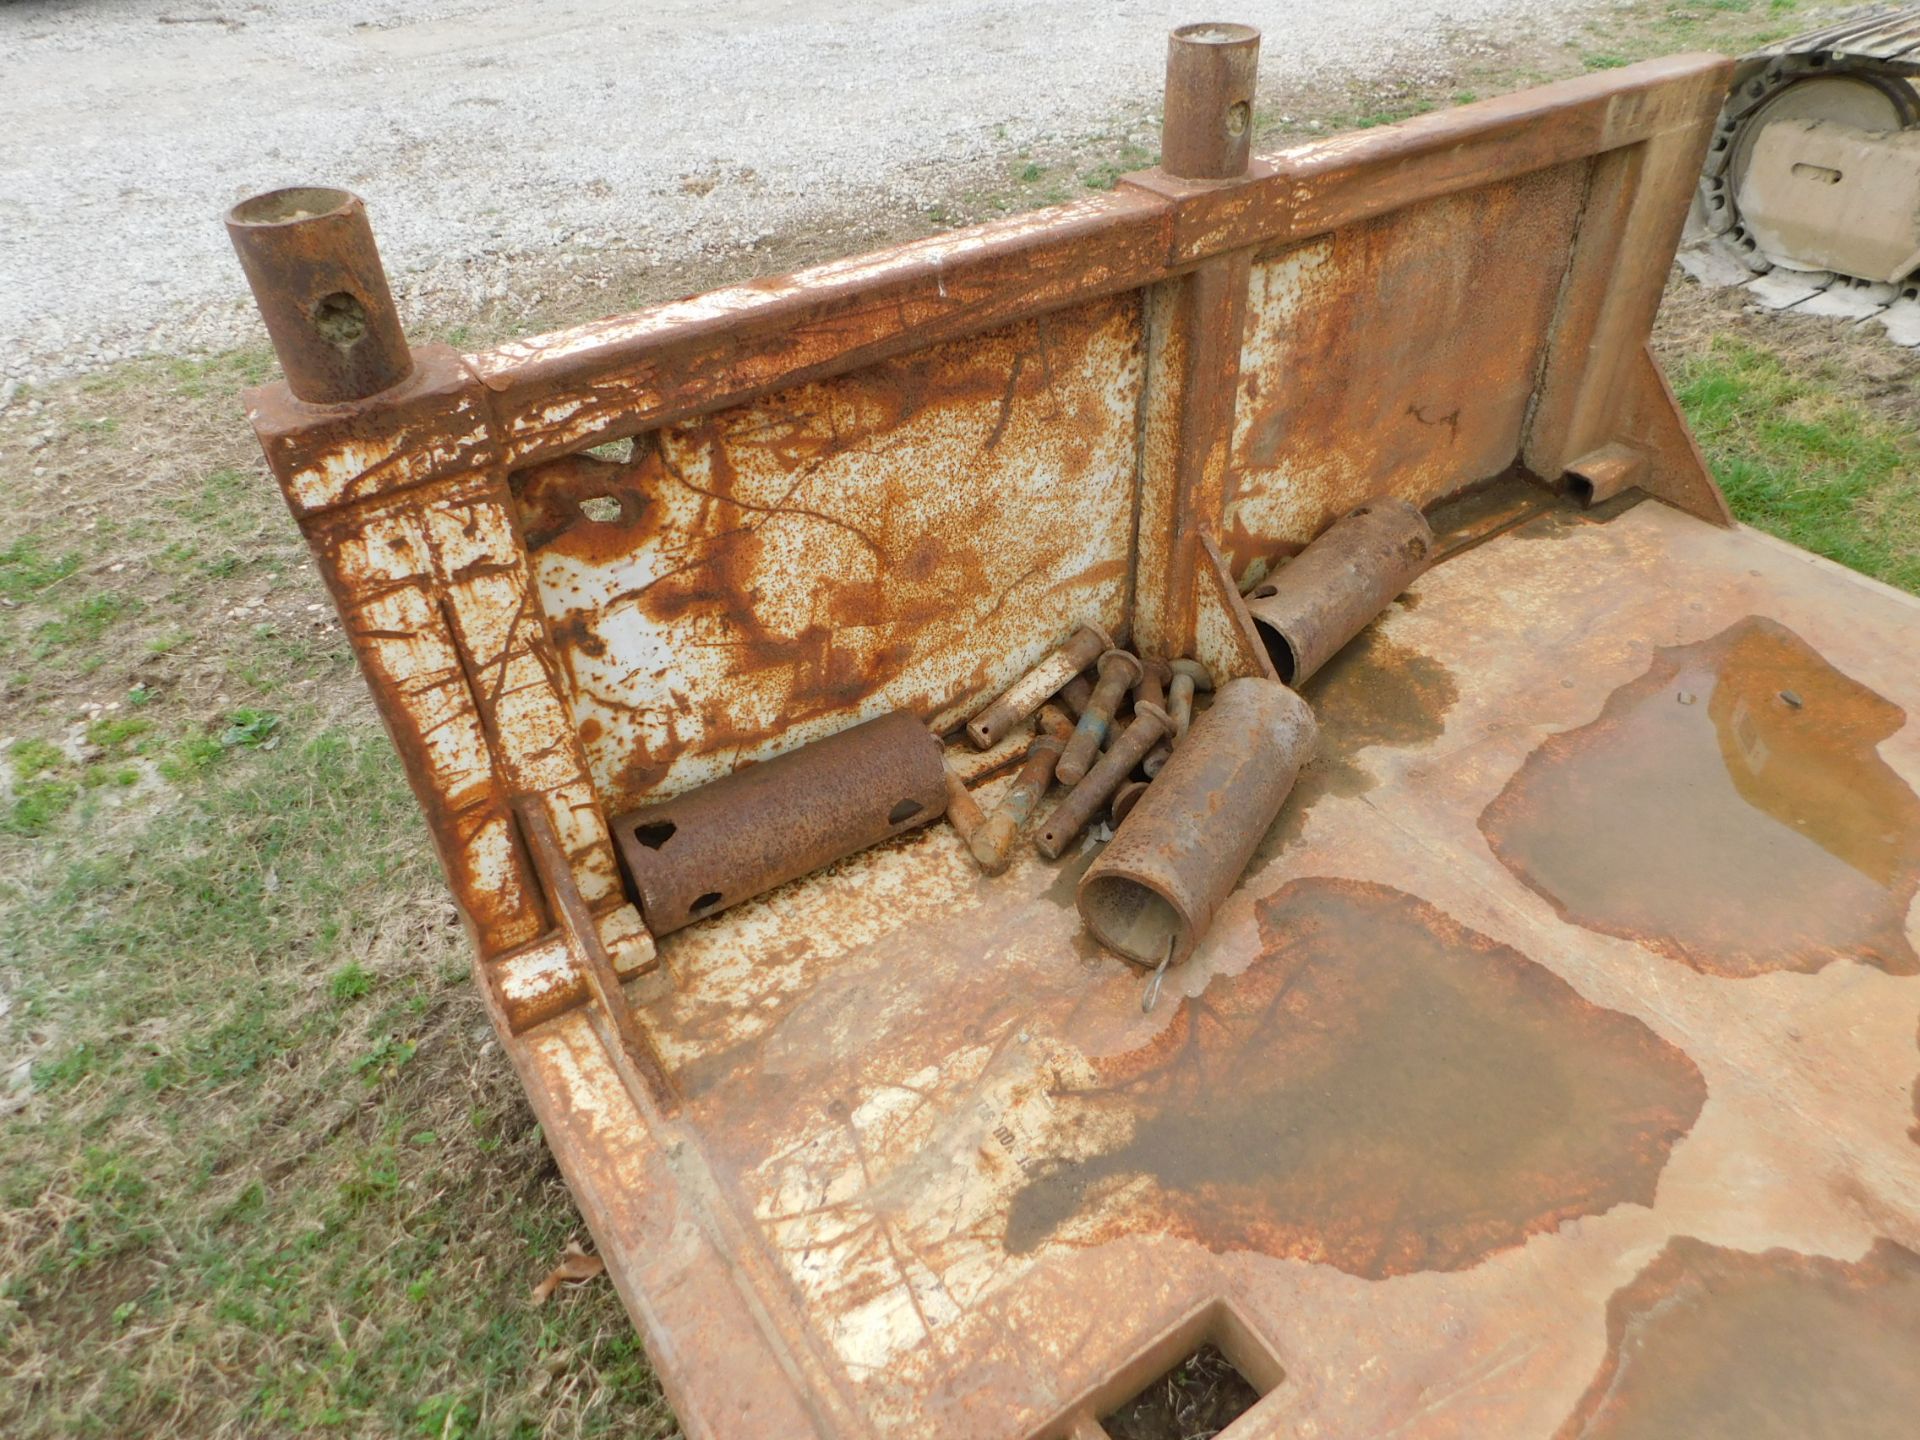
353,1035,418,1084
32,591,143,658
219,709,283,750
9,737,65,779
0,536,81,601
87,716,152,752
1354,99,1436,129
5,775,80,835
161,735,225,781
1583,53,1629,69
1674,337,1920,593
330,961,374,1003
1080,140,1154,191
33,1043,96,1092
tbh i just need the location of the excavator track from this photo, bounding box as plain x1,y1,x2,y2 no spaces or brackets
1696,5,1920,278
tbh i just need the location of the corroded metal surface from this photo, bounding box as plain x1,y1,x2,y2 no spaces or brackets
1161,23,1261,181
516,295,1143,812
555,502,1920,1439
1241,497,1434,683
226,187,413,403
1224,162,1588,561
612,710,947,936
1079,678,1315,966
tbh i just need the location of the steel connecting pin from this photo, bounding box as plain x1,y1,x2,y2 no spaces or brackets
1144,658,1214,778
966,622,1111,750
1036,700,1174,860
944,763,988,847
969,705,1075,874
1056,649,1142,787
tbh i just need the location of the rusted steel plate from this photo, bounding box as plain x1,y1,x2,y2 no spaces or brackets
471,192,1170,467
508,500,1920,1439
1222,161,1589,564
515,294,1142,811
1147,52,1732,263
305,487,547,954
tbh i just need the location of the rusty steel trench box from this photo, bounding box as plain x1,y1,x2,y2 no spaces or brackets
228,40,1920,1440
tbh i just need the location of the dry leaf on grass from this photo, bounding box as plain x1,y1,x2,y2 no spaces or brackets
531,1241,605,1304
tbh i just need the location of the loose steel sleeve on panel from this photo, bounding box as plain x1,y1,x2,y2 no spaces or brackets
611,711,948,936
1078,677,1317,967
1242,498,1434,685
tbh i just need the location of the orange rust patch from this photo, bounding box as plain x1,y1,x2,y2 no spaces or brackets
512,296,1141,811
1221,161,1589,565
1557,1237,1920,1439
1004,878,1704,1275
1482,616,1920,978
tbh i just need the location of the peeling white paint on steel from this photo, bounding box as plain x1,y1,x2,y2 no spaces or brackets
528,297,1144,811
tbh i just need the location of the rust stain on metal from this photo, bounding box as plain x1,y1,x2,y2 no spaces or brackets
306,493,547,954
515,295,1142,813
1223,161,1590,564
1556,1237,1920,1439
1006,878,1706,1272
1482,616,1920,977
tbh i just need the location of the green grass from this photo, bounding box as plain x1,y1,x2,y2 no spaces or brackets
0,353,674,1439
1673,337,1920,594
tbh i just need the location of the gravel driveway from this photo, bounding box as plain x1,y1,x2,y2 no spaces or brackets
0,0,1595,387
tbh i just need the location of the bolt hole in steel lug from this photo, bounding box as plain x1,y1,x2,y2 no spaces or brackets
224,184,414,404
310,290,369,348
631,819,676,850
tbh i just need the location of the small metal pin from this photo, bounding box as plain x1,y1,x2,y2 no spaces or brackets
1141,935,1175,1014
1779,689,1803,709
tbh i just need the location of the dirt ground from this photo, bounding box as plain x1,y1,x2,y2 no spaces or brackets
1,2,1916,1438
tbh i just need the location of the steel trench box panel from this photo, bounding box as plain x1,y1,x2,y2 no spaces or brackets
512,294,1143,811
511,504,1920,1439
1225,160,1592,562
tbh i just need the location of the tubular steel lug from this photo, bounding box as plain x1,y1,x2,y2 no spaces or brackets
226,186,415,404
1057,649,1142,787
1161,23,1262,181
611,711,947,937
1565,442,1649,506
965,622,1111,750
1079,677,1317,967
1243,497,1435,686
1036,699,1173,861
